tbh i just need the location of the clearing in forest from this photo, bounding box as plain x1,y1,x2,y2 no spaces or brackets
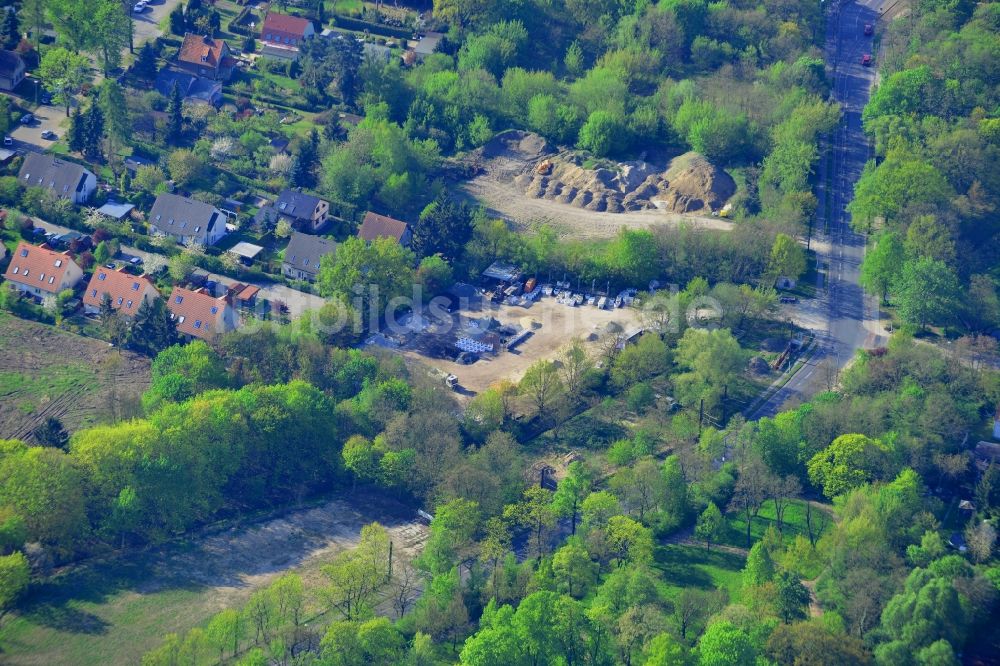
0,493,428,666
0,313,150,442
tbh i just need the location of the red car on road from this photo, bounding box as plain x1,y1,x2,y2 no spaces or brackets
861,54,872,66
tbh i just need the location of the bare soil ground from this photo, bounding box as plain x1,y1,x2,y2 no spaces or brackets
0,313,150,442
400,297,643,395
463,178,732,239
458,130,733,240
0,492,428,666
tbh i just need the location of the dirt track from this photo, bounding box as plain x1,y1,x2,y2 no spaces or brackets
462,176,733,239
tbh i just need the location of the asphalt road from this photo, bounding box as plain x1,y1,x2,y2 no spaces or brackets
748,0,886,419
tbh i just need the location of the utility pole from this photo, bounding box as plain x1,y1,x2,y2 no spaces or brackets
698,398,704,435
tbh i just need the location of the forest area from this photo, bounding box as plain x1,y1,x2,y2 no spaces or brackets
0,0,997,664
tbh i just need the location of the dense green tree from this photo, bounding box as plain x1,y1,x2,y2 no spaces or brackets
806,434,892,498
141,341,228,412
413,194,472,261
697,620,756,666
0,551,29,610
895,258,962,329
1,8,20,50
695,502,724,551
316,236,416,322
166,81,184,145
38,47,91,117
134,42,159,81
860,232,904,304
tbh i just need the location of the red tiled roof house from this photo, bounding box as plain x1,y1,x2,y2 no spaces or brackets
358,211,412,247
260,13,315,60
83,268,161,317
176,33,235,81
166,286,238,341
3,242,83,298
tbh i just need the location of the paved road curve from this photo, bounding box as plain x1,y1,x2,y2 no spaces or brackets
748,0,887,419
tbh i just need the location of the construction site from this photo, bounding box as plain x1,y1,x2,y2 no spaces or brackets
365,269,644,395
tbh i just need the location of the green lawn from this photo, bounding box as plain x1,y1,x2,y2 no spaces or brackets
654,543,746,601
332,0,364,15
720,499,832,550
0,558,212,666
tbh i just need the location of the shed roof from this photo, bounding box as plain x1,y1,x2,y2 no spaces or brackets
228,241,264,259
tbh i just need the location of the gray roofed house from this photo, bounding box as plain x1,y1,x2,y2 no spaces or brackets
154,68,223,106
18,153,97,205
0,49,25,91
147,193,227,246
282,231,336,282
259,189,330,232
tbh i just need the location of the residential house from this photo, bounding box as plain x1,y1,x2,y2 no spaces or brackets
83,268,160,317
282,231,336,282
18,153,97,205
166,286,238,341
176,33,235,81
260,189,329,232
147,193,227,246
358,211,411,247
154,68,223,106
2,242,83,298
0,49,25,91
261,13,315,59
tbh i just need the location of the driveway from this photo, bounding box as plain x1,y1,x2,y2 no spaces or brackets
7,101,65,154
132,0,185,47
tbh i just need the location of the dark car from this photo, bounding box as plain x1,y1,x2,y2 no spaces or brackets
20,112,34,125
779,296,799,304
864,23,873,36
861,54,872,66
40,91,52,105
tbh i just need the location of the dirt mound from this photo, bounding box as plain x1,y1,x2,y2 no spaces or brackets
512,151,735,214
652,152,737,213
478,129,553,161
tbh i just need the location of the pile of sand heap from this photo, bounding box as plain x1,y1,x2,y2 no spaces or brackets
512,151,736,214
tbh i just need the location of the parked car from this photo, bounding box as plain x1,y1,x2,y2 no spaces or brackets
779,296,799,304
40,91,52,105
133,1,148,11
20,113,34,125
40,130,57,140
2,136,11,146
864,23,873,36
861,54,872,66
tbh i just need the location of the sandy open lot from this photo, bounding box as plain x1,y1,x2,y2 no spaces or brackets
397,296,643,395
462,177,733,240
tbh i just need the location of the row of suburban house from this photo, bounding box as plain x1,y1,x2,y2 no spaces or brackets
2,241,240,341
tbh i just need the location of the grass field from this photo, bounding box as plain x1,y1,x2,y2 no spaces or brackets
655,543,746,601
720,499,833,550
0,494,428,666
0,313,150,441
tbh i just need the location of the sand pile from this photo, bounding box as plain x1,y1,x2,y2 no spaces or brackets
512,151,736,214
